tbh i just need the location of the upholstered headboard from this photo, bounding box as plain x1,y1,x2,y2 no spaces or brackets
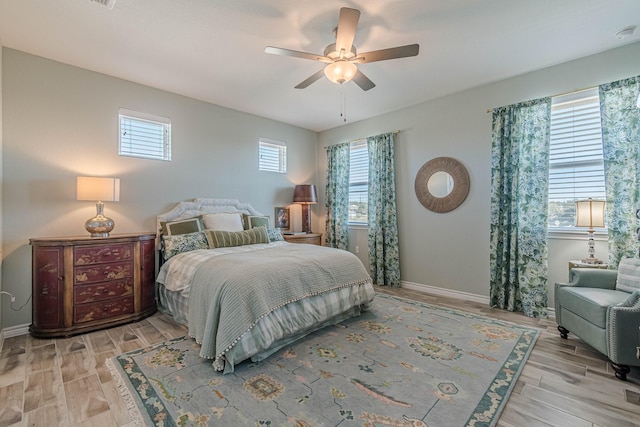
157,198,263,234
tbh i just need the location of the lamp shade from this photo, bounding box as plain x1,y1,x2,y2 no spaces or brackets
77,177,120,202
575,199,605,228
293,184,317,204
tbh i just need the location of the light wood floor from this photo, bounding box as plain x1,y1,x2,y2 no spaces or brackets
1,286,639,426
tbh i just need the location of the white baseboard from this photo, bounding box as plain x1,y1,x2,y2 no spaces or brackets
0,323,30,350
401,280,556,318
0,323,29,341
401,280,490,304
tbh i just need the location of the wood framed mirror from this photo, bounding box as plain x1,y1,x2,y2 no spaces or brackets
414,157,470,213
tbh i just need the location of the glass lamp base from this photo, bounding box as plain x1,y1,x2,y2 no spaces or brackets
85,215,114,237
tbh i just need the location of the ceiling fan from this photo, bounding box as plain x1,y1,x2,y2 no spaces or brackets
265,7,419,91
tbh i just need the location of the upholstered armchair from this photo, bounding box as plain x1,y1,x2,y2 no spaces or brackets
554,259,640,380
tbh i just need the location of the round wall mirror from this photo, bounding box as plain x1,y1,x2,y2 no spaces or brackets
415,157,470,213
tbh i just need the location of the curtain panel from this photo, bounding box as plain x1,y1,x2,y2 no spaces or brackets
489,98,551,318
367,133,401,287
599,76,640,267
324,143,351,250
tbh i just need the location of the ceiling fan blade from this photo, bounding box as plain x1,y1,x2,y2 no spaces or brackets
265,46,331,63
335,7,360,55
295,69,326,89
352,70,375,91
356,44,420,64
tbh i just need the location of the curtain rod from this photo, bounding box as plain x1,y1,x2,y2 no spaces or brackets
325,130,400,147
486,86,598,113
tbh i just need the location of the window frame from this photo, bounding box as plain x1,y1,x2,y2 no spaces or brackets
547,88,607,235
118,108,171,161
348,139,369,225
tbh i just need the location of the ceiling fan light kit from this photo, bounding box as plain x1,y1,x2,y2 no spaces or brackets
265,7,419,91
324,61,358,84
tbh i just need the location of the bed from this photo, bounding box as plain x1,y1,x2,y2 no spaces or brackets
155,198,375,373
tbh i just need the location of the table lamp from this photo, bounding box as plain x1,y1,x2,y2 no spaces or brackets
575,198,606,264
293,184,317,233
77,176,120,237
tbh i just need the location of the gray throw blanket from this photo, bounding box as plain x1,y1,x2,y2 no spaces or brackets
187,244,372,367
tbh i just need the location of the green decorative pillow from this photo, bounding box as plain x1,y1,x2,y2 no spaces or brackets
616,258,640,292
266,227,284,242
161,216,204,235
206,227,270,248
242,214,270,230
162,231,209,260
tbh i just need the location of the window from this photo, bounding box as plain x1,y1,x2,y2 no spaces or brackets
548,88,606,230
349,139,368,223
119,108,171,161
259,138,287,173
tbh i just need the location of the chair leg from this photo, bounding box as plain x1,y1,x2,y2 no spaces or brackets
612,363,630,381
557,325,569,339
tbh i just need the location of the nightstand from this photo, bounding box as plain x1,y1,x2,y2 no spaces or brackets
568,259,609,281
283,233,322,246
29,233,157,338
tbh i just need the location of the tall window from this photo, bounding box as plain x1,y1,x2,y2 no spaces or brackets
119,108,171,161
349,139,368,223
548,88,606,230
259,138,287,173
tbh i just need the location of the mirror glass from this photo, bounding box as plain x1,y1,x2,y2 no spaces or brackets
427,171,454,198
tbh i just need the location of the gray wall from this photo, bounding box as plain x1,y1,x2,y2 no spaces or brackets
317,41,640,304
1,48,318,328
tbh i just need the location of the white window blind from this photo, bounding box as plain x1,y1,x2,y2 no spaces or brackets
119,108,171,161
548,88,606,229
259,138,287,173
349,139,368,223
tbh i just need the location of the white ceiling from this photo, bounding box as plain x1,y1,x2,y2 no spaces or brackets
1,0,639,132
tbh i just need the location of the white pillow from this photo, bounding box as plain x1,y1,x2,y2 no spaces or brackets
202,213,244,231
616,258,640,293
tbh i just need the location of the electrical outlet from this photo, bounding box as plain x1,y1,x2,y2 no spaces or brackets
11,295,16,303
355,246,360,254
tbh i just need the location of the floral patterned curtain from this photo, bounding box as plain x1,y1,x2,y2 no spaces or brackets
325,143,350,250
599,76,640,267
367,133,400,287
489,98,551,318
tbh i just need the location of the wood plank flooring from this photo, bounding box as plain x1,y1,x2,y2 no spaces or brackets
1,286,639,426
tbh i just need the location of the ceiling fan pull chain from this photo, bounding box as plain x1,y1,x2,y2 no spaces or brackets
340,84,347,123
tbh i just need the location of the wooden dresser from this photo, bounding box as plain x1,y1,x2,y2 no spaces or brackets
283,233,322,245
29,233,157,338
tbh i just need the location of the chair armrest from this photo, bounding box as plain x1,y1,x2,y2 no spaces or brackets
607,290,640,365
557,268,618,290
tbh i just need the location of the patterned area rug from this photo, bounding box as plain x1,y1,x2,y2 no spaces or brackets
108,293,538,426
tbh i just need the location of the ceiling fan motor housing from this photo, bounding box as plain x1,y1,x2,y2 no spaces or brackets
324,43,357,60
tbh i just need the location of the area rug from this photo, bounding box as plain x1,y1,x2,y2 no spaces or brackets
108,293,539,426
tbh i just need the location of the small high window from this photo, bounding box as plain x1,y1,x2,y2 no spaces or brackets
259,138,287,173
119,108,171,161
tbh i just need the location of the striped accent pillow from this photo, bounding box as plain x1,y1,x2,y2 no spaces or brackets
616,258,640,293
206,227,270,248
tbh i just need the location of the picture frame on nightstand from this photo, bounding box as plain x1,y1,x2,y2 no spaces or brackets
275,207,290,230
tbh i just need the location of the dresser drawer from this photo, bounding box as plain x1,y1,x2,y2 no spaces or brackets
74,261,133,285
74,278,134,304
74,296,134,323
74,243,133,266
